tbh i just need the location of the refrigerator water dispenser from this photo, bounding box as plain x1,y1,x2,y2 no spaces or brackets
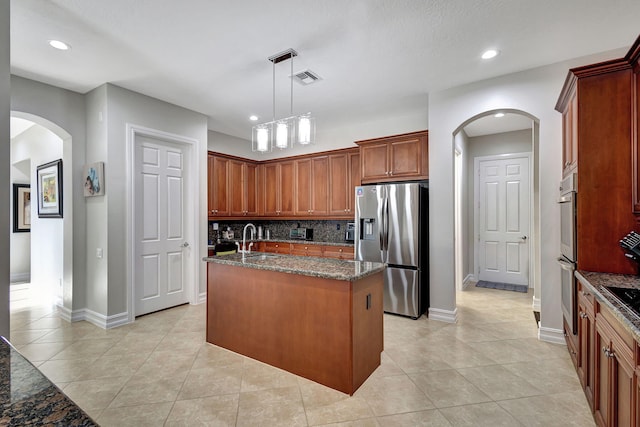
361,218,376,240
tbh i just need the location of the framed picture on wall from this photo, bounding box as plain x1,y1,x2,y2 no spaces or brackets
13,184,31,232
83,161,104,197
37,159,63,218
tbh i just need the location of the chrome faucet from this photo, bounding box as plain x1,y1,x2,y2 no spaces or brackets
239,223,256,255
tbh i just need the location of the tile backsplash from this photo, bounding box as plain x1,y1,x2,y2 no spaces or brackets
208,220,353,244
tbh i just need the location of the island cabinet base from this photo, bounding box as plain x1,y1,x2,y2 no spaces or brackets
206,263,384,395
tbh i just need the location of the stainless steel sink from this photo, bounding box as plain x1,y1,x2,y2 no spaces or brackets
241,253,279,261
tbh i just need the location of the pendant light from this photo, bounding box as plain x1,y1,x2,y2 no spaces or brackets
252,48,315,152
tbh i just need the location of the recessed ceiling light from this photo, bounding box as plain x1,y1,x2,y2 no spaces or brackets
48,39,71,50
249,115,258,121
481,49,499,60
494,112,505,118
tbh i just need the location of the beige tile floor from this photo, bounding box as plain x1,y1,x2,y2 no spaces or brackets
8,282,596,426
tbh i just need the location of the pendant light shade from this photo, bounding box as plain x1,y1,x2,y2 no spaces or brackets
297,114,315,145
252,124,272,153
275,118,294,149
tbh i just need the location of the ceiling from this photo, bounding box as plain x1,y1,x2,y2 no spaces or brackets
10,0,640,141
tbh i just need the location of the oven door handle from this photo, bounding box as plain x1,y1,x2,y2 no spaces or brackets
557,257,575,271
557,195,574,203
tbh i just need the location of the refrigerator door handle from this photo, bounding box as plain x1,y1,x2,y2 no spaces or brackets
384,196,389,252
378,192,385,260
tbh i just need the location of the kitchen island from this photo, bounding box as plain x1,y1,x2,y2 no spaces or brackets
204,253,385,395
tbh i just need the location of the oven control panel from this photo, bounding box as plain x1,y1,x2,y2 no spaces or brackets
620,231,640,261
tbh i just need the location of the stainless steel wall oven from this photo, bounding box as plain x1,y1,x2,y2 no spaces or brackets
557,173,577,334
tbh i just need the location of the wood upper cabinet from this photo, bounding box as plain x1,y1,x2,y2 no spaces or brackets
229,160,259,216
631,37,640,213
208,153,229,217
295,156,329,216
593,307,635,427
263,161,295,216
561,90,578,177
328,150,360,216
356,130,428,184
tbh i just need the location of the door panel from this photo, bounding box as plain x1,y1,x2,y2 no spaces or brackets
135,136,190,316
384,267,419,318
386,183,419,267
478,156,530,285
355,185,383,263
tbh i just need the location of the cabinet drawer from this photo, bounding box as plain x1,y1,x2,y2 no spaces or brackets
263,242,291,254
323,245,354,260
291,243,323,257
577,280,595,309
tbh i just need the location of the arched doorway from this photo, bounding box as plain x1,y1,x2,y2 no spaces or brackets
452,109,540,312
10,112,74,315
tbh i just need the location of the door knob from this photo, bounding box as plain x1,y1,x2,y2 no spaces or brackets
181,242,190,248
521,236,527,240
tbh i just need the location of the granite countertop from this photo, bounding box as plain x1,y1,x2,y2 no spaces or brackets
0,337,96,426
204,253,384,281
209,239,354,248
575,270,640,342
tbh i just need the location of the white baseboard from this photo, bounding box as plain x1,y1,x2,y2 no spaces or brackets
428,307,458,323
10,273,30,283
56,304,130,329
462,274,475,290
198,292,207,305
538,326,566,345
531,296,541,312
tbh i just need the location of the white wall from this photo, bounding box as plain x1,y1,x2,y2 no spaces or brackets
465,128,533,282
10,157,30,282
97,84,208,318
210,109,429,160
454,131,471,284
428,49,625,340
12,125,64,299
10,75,86,315
0,0,10,339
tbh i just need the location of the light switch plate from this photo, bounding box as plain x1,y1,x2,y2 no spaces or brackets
96,248,103,259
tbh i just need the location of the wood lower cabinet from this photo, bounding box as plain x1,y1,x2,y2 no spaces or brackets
593,306,635,427
577,282,596,410
356,130,428,184
208,154,229,217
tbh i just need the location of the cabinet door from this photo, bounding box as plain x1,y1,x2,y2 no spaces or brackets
294,159,312,215
360,142,389,182
211,156,229,216
323,245,354,260
279,161,295,216
207,153,215,216
611,348,634,427
311,156,329,216
348,151,361,214
634,67,640,213
577,301,595,410
229,160,245,216
263,163,279,216
389,137,423,178
245,162,259,216
594,322,610,427
562,92,578,177
329,154,349,215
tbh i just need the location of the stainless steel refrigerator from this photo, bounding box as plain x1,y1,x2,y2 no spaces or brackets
355,182,428,319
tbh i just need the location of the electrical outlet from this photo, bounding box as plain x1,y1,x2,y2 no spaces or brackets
96,248,103,259
337,224,341,230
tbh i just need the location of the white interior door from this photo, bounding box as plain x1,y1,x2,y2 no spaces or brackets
477,155,530,286
134,136,190,316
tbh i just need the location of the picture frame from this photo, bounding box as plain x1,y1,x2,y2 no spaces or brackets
13,184,31,233
83,161,105,197
37,159,63,218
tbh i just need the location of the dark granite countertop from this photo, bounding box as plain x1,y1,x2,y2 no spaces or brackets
203,253,384,281
210,239,354,248
575,270,640,342
0,337,96,426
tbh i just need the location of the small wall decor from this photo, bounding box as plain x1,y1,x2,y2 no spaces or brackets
37,159,63,218
13,184,31,232
83,161,104,197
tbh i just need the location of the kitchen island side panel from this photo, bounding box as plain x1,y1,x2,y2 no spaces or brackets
206,263,383,394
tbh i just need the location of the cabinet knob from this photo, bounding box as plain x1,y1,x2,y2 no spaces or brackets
339,249,343,252
579,312,587,319
304,246,308,250
275,244,279,248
